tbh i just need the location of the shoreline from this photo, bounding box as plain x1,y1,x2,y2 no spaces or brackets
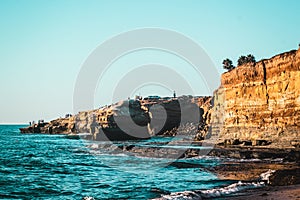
8,128,300,199
83,138,300,199
221,184,300,200
149,145,300,199
210,158,300,199
203,146,300,199
14,125,300,199
153,159,300,199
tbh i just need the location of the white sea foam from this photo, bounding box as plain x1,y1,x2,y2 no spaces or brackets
156,181,264,200
183,155,221,161
199,181,265,198
155,169,276,200
259,169,276,184
82,197,95,200
225,157,284,163
88,143,99,149
160,191,202,200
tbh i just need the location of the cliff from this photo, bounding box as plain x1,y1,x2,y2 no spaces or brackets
20,96,210,141
214,48,300,147
20,48,300,147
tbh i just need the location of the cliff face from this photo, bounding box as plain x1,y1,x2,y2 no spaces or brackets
214,48,300,147
20,96,210,141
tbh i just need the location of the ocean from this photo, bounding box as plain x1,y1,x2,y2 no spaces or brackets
0,125,240,199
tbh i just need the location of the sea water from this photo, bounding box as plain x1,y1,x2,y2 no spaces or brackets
0,125,236,199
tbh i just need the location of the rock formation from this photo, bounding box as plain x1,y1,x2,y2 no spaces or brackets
20,96,209,141
20,48,300,146
214,48,300,147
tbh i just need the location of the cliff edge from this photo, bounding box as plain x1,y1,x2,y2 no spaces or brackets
214,48,300,147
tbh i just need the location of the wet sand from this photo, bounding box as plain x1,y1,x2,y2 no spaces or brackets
211,161,299,182
223,184,300,200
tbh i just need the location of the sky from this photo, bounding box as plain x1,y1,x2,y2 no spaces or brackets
0,0,299,124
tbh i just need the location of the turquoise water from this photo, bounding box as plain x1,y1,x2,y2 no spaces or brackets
0,125,231,199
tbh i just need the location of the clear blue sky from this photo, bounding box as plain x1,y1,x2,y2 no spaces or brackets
0,0,299,124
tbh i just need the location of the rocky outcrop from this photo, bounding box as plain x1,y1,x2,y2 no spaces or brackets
20,100,151,140
214,48,300,147
20,96,210,141
269,168,300,186
20,117,76,134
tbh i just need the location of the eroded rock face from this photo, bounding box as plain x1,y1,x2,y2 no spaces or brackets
20,96,210,141
214,48,300,147
144,96,209,137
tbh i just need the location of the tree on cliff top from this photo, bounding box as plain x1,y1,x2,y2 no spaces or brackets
246,54,256,63
237,54,256,66
222,58,235,71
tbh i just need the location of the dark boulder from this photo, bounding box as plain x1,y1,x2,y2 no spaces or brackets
269,168,300,186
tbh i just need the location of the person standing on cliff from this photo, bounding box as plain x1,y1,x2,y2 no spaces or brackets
173,91,176,98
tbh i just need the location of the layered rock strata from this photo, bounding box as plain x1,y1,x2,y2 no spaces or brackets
214,48,300,147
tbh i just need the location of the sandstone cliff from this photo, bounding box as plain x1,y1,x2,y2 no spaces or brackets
214,48,300,147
